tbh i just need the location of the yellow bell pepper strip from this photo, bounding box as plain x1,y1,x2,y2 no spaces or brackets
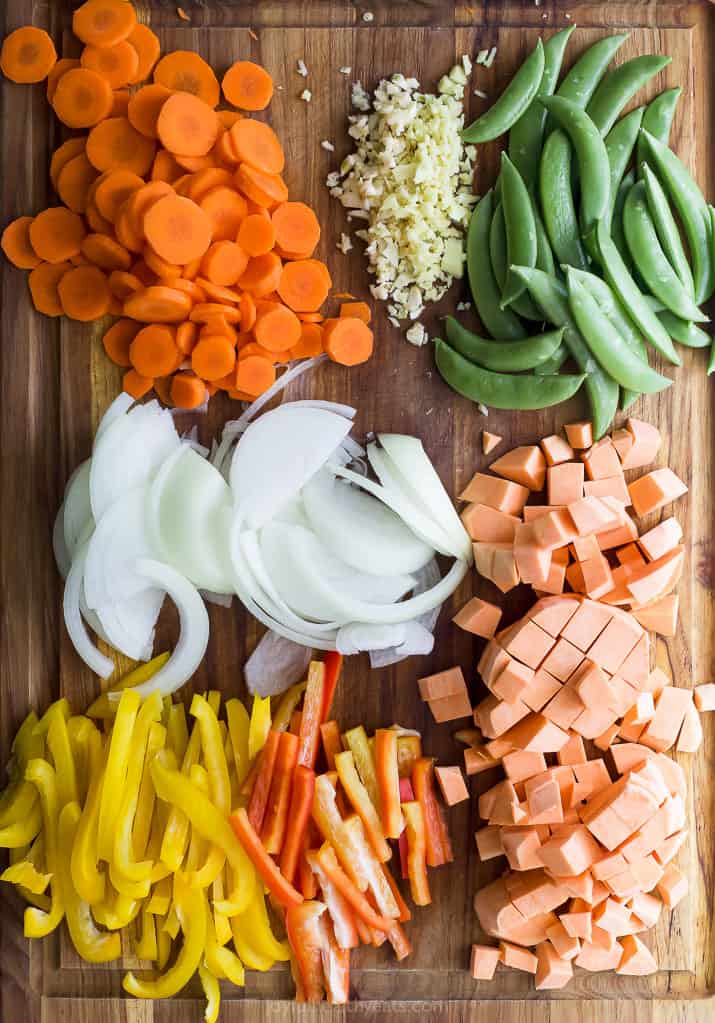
229,807,302,910
85,653,171,719
342,725,380,813
342,815,400,920
401,800,430,907
234,888,291,964
321,652,343,721
305,849,359,950
334,750,391,864
97,689,141,863
261,730,299,854
271,682,307,734
56,802,121,962
278,765,315,885
185,775,226,890
166,702,189,763
297,661,325,770
204,892,246,984
67,716,98,807
0,711,42,829
151,751,256,911
319,720,342,771
92,884,142,931
374,729,402,839
156,918,172,969
211,871,232,947
164,903,181,939
311,774,369,891
135,905,158,961
111,691,163,889
314,843,392,933
396,734,422,778
147,873,172,915
225,698,250,786
33,698,70,736
131,720,166,862
247,728,280,833
198,964,221,1023
248,694,271,761
46,708,79,809
411,757,453,868
191,694,230,815
0,786,39,843
1,852,51,894
23,758,64,937
123,873,207,999
70,728,107,905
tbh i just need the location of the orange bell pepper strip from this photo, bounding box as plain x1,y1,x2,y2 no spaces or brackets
402,801,430,907
298,841,318,899
305,848,359,950
397,777,414,879
285,901,327,1003
289,710,302,735
382,862,411,923
374,729,402,839
311,774,369,891
321,932,350,1005
297,661,325,769
334,750,391,864
384,919,412,961
229,808,303,910
319,720,342,771
261,731,299,855
411,757,453,867
320,651,343,722
342,815,400,920
246,729,280,833
278,765,316,885
315,843,392,932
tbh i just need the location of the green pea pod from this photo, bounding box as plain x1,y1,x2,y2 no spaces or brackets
508,25,575,187
500,153,537,307
444,316,565,372
539,130,589,270
623,181,707,323
535,346,570,377
604,106,644,228
435,339,585,411
489,201,543,321
641,162,695,297
540,96,610,236
611,170,635,270
639,129,713,304
463,39,545,143
510,264,619,438
532,191,556,277
566,269,672,394
466,191,526,340
595,217,680,365
637,87,681,169
556,33,630,109
645,296,712,349
708,339,715,375
586,55,672,136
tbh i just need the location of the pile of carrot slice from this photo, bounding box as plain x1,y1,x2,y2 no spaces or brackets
0,0,374,408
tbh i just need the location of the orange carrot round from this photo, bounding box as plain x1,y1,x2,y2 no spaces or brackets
126,23,160,84
1,26,57,83
189,302,241,324
199,186,247,241
235,354,276,396
57,264,112,321
229,118,284,175
143,193,213,264
144,244,181,280
29,207,86,263
110,88,130,116
272,202,321,259
157,91,219,157
103,317,140,366
290,321,324,360
151,149,183,184
46,57,80,102
339,301,371,324
175,320,198,355
191,335,236,380
322,316,374,366
170,372,207,409
214,130,240,168
222,61,273,111
173,152,217,173
238,213,276,257
162,277,206,304
56,153,98,214
125,179,174,235
81,232,132,271
114,204,144,252
108,269,143,300
253,304,302,352
28,261,71,316
199,315,237,344
235,164,288,208
277,258,331,312
181,255,202,279
200,239,248,286
80,40,139,89
73,0,137,47
130,259,155,286
51,67,114,128
93,168,144,222
185,168,234,203
50,137,87,190
240,291,257,331
1,216,41,270
124,285,193,324
153,50,219,107
129,323,180,375
127,82,171,139
238,251,282,297
217,109,243,130
86,115,157,176
123,367,153,399
297,311,324,323
193,277,239,304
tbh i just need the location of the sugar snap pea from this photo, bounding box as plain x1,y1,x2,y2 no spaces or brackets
510,265,619,438
533,193,556,276
463,39,545,143
508,25,575,186
556,33,630,109
623,180,707,323
566,269,672,393
640,162,695,298
434,339,585,410
595,217,680,365
444,316,565,372
708,339,715,375
637,86,681,169
467,191,526,340
611,170,635,270
657,310,711,349
488,201,543,321
539,130,589,271
540,96,610,236
500,153,538,307
639,129,714,304
604,106,644,228
586,55,671,136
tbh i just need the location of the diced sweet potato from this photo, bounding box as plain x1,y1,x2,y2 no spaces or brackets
499,713,571,753
548,462,585,506
617,542,646,566
564,422,593,449
593,897,633,935
482,430,503,456
545,920,581,960
543,684,585,731
616,933,657,975
638,517,683,562
473,694,530,739
560,599,612,650
493,658,535,704
513,522,552,586
418,666,467,702
502,827,544,871
568,495,620,537
611,427,634,462
532,507,579,550
632,594,679,637
628,468,688,517
452,597,503,638
581,437,623,481
583,474,631,504
629,891,662,930
586,614,643,675
475,825,504,860
464,745,500,776
656,863,688,908
502,749,547,783
639,686,692,753
570,660,609,707
594,722,620,750
435,765,469,805
572,760,611,799
626,546,684,607
461,502,521,543
428,689,473,723
537,824,601,876
528,594,582,637
560,908,592,941
557,733,586,766
503,619,555,671
572,533,601,563
597,517,639,551
575,940,623,971
694,683,715,712
499,940,538,973
572,703,619,741
490,445,546,491
541,637,583,682
522,668,562,713
580,553,614,599
619,419,661,470
478,641,511,686
617,633,651,688
523,504,562,521
459,471,529,514
676,699,702,753
541,434,575,466
470,943,501,980
491,545,521,593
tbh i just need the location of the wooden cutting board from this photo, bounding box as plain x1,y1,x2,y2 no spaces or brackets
1,2,714,1020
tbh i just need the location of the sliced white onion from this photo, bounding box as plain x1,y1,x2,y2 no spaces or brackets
200,589,233,608
63,542,115,679
229,354,327,434
336,623,408,655
112,559,210,699
287,399,356,419
84,487,157,608
94,586,164,662
369,621,435,668
93,392,134,447
53,501,71,580
244,630,313,697
63,459,92,560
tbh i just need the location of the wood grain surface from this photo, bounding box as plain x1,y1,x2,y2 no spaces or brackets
1,2,714,1021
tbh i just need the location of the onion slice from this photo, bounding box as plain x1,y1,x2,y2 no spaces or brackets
53,501,71,580
244,630,313,697
62,459,92,560
63,542,115,679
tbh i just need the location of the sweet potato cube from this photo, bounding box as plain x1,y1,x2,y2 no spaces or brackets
500,712,571,753
643,668,670,696
628,468,688,517
428,689,473,723
493,658,535,704
525,775,563,823
548,462,584,506
502,827,544,871
490,445,546,491
529,595,582,637
461,503,521,543
475,825,504,860
459,472,529,514
435,765,469,806
694,683,715,712
521,669,562,713
452,597,503,638
575,940,623,971
654,829,687,866
581,437,623,481
532,507,579,550
538,824,601,876
586,614,643,675
626,547,684,606
617,633,651,688
470,943,500,980
619,418,661,470
572,760,611,800
491,545,520,593
638,517,683,562
597,517,639,551
572,533,601,563
541,638,583,683
630,891,662,930
594,722,620,750
523,504,562,521
464,746,500,776
546,921,581,960
632,594,679,637
561,910,592,942
473,877,521,937
610,743,653,776
541,434,575,466
564,421,593,449
616,933,657,975
504,620,555,670
656,863,688,908
482,431,503,456
478,641,511,686
418,666,467,702
611,427,634,462
584,475,631,504
473,695,530,739
676,699,702,753
568,495,620,536
617,542,646,566
539,557,568,596
593,897,633,935
572,704,619,740
502,749,547,783
543,685,585,730
561,599,613,651
513,522,552,585
639,686,692,752
570,660,609,707
580,553,614,599
499,941,538,973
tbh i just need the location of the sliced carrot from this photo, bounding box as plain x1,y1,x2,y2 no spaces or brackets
199,315,237,344
217,109,243,130
175,320,198,354
184,168,234,203
123,367,153,399
173,152,217,173
153,50,219,107
235,353,276,396
272,202,320,258
56,153,98,214
238,341,279,361
157,91,219,159
297,311,324,323
142,193,213,265
151,149,183,184
85,202,114,235
126,23,160,84
238,213,276,257
323,317,374,366
200,239,248,287
127,82,171,139
253,304,301,352
28,261,71,316
238,251,282,297
1,216,41,270
182,255,201,279
1,26,57,84
129,323,180,375
111,88,130,116
277,258,331,312
80,40,139,90
289,322,323,360
213,130,240,167
102,318,140,366
240,291,256,331
107,294,123,316
114,205,144,252
50,137,87,190
29,207,86,263
125,179,174,235
222,60,273,111
70,252,90,266
57,264,111,321
153,374,174,406
191,334,236,380
229,118,284,175
51,67,114,129
170,372,207,408
189,302,241,324
124,285,193,323
73,0,137,47
340,301,371,324
86,115,157,176
162,276,207,304
235,163,288,208
144,244,181,280
193,277,239,304
93,169,144,222
47,58,80,103
245,200,271,220
81,233,132,271
130,259,155,286
108,269,142,300
199,186,247,241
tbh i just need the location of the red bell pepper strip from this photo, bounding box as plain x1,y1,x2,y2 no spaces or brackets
305,849,359,950
411,757,453,867
298,843,318,900
315,843,393,933
383,863,411,924
334,750,391,864
321,933,350,1005
402,801,431,907
385,920,412,961
319,720,342,771
289,710,302,735
285,901,327,1003
397,777,414,880
320,651,343,722
261,730,299,855
297,662,325,769
229,808,303,910
278,764,316,885
375,729,402,839
311,774,369,891
246,729,280,833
